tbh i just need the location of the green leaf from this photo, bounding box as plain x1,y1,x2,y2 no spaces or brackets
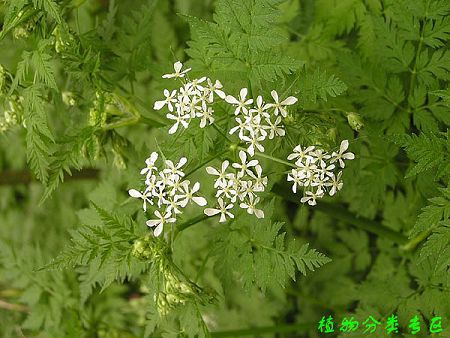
297,68,347,103
418,220,450,273
22,85,54,182
410,186,450,237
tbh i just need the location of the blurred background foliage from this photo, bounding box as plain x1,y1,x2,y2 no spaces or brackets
0,0,449,337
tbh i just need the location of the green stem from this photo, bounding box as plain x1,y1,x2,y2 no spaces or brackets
0,299,29,313
185,149,230,178
238,146,295,168
401,225,438,252
272,183,408,245
174,214,210,239
408,2,428,100
211,322,313,337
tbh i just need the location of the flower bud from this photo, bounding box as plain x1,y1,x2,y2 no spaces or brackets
62,91,76,106
132,239,152,260
346,112,364,131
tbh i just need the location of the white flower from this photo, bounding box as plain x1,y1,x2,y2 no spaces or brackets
166,112,190,134
189,77,206,91
128,188,153,211
265,116,285,139
206,160,233,188
140,152,159,178
178,181,208,207
269,90,298,117
154,89,177,111
166,196,184,215
249,95,270,118
204,198,234,222
327,171,343,196
238,180,256,201
206,78,226,100
240,195,264,218
197,104,215,128
300,189,324,206
229,117,250,139
287,145,315,163
331,140,355,168
248,164,267,192
287,169,304,193
215,178,238,203
316,161,335,180
241,134,265,156
232,150,259,177
225,88,253,115
163,157,187,179
146,210,176,237
162,61,191,79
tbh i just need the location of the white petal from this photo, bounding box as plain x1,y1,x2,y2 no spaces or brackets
271,90,279,102
343,152,355,160
225,95,239,104
254,209,264,219
153,100,166,110
221,160,230,172
174,61,183,73
153,223,164,237
204,208,220,216
206,166,219,175
281,96,298,105
300,196,309,203
128,189,142,198
150,152,158,162
247,160,259,167
340,140,349,153
216,89,226,99
168,122,179,134
146,219,160,227
193,196,207,206
238,150,246,163
239,88,248,99
192,182,200,192
178,157,187,168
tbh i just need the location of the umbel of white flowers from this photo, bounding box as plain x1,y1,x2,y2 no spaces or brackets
154,61,298,157
204,150,268,222
287,140,355,206
128,152,207,237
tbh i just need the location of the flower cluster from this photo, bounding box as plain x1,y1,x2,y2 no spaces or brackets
153,61,226,134
287,140,355,206
204,150,268,222
128,152,207,237
226,89,297,156
0,95,24,133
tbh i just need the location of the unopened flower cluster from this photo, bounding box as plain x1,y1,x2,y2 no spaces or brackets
226,89,297,156
128,152,207,237
287,140,355,206
153,61,225,133
204,150,267,222
0,96,24,133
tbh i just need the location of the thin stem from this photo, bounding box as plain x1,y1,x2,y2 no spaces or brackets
173,214,210,239
408,2,428,100
272,183,408,245
401,224,438,252
185,149,230,179
0,299,29,313
211,122,234,144
238,146,295,168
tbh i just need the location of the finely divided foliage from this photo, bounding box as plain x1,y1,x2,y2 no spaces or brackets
0,0,449,337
